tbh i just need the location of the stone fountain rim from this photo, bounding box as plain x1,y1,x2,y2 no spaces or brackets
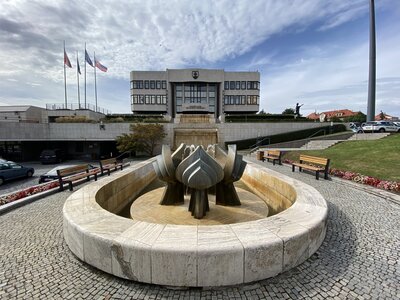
63,158,328,287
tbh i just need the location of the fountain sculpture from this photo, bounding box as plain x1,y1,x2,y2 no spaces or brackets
153,143,246,219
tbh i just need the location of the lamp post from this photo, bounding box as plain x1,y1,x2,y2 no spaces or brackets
367,0,376,122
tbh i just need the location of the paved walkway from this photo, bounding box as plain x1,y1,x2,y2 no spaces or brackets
0,161,399,299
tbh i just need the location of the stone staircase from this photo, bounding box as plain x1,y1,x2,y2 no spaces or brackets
347,132,391,141
300,140,343,150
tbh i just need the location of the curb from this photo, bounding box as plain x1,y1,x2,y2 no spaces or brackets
0,186,60,216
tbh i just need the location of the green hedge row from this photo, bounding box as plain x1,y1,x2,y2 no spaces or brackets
225,114,310,122
226,124,347,150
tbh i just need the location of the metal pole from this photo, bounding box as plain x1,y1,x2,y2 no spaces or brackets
367,0,376,122
94,51,98,112
77,51,80,109
84,43,87,109
64,40,67,109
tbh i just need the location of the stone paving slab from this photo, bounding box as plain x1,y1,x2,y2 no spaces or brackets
0,159,399,299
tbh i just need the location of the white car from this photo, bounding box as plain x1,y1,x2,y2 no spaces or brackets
362,121,400,133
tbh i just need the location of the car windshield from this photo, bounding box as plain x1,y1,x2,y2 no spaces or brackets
41,150,55,155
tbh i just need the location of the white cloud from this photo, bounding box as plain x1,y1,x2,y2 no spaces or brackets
0,0,397,114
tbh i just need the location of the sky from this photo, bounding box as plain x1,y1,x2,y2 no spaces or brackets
0,0,399,117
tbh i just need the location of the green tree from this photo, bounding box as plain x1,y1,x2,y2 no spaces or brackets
282,108,295,115
345,112,366,123
116,123,166,156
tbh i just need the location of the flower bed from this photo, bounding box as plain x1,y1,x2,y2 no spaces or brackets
283,159,400,193
0,181,59,206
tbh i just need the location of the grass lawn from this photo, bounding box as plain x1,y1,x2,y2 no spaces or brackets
283,134,400,182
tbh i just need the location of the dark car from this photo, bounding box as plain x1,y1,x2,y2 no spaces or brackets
38,164,96,183
0,161,35,186
39,149,65,164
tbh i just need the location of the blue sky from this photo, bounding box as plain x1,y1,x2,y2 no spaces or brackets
0,0,399,117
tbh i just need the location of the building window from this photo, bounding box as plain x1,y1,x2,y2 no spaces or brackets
145,95,150,104
130,81,134,89
131,95,134,104
150,80,155,89
151,95,156,104
230,81,235,90
144,80,149,89
236,81,240,90
138,80,143,89
241,81,246,90
241,95,246,104
162,80,166,89
156,81,161,89
132,81,138,89
162,95,167,104
224,81,229,90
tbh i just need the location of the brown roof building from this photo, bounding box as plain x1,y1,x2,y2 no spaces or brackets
307,109,358,121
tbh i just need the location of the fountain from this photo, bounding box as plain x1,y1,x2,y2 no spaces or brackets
63,144,328,287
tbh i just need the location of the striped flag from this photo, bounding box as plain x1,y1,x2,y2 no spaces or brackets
64,50,72,68
85,50,94,67
95,59,108,72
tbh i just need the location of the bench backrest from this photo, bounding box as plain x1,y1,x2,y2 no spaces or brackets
57,164,88,177
267,150,281,157
299,155,329,166
100,158,117,166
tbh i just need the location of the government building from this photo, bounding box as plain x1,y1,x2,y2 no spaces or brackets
130,69,260,119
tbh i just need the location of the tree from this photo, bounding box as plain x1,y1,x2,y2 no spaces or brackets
345,112,366,123
282,108,295,115
116,123,166,156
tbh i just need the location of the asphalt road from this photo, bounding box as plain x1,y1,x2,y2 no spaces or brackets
0,160,100,196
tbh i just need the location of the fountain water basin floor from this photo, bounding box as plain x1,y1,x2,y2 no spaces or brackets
130,187,269,225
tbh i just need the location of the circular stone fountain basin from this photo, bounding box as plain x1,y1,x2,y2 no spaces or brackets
63,158,327,287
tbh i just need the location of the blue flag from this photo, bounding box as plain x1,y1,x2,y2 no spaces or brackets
85,50,94,67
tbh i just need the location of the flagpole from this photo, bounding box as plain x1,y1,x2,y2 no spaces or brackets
84,43,87,109
77,51,81,109
94,51,98,112
64,40,67,109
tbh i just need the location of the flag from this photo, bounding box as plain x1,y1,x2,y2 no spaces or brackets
95,59,108,72
85,50,94,67
64,50,72,68
77,57,81,74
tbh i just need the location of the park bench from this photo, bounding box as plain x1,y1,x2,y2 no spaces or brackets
57,164,100,191
263,150,282,165
292,155,330,180
99,157,124,176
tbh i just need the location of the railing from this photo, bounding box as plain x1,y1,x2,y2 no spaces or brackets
46,103,111,115
249,137,271,153
306,129,326,139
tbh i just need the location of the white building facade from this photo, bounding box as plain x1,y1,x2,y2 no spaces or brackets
130,69,260,119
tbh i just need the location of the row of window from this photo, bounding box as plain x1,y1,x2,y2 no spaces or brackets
131,80,167,90
224,81,259,90
131,95,167,105
224,95,259,105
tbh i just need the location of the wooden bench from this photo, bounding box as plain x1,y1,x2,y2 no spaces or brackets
262,150,282,165
57,164,100,191
100,157,123,176
292,155,330,180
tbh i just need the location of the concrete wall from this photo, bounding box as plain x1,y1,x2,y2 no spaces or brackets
0,121,333,148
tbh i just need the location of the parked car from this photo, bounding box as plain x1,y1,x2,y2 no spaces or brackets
349,122,363,133
38,164,96,183
39,149,65,164
362,121,400,133
0,161,35,186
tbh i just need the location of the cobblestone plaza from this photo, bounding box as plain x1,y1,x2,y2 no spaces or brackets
0,160,399,299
